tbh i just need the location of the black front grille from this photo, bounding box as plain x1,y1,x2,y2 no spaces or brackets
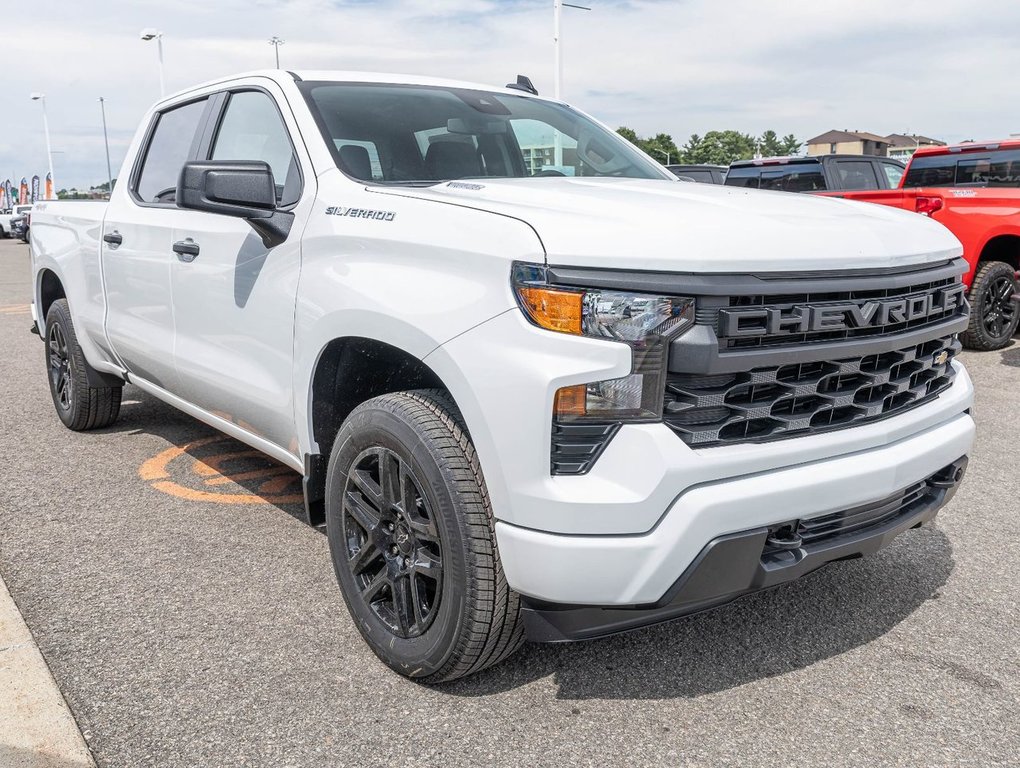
663,335,958,448
714,274,965,350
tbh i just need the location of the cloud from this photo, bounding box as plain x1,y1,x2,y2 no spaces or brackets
5,0,1020,189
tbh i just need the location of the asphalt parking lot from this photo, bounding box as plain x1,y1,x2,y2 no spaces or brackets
0,236,1017,767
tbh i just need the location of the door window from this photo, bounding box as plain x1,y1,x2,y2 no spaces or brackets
835,160,880,190
211,91,301,205
135,98,209,204
881,163,905,188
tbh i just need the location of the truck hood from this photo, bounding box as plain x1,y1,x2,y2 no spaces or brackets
370,177,961,273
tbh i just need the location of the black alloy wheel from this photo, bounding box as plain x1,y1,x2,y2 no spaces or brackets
48,320,74,412
980,273,1018,340
962,260,1020,350
342,446,443,639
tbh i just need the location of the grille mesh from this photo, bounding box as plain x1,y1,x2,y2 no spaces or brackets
664,336,958,447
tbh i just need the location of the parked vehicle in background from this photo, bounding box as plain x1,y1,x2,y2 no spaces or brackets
29,70,975,682
666,164,727,184
0,209,10,237
11,205,32,242
725,155,905,193
831,140,1020,350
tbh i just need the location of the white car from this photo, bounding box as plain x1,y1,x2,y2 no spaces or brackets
29,70,974,682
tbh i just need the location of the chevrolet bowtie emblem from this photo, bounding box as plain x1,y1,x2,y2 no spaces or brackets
933,350,950,366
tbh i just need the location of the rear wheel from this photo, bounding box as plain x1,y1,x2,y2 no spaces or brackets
44,299,122,430
961,261,1019,350
325,389,523,683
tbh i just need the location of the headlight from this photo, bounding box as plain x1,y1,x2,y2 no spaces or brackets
512,263,695,422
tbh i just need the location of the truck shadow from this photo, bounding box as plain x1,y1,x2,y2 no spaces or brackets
99,384,311,526
445,526,954,700
999,341,1020,367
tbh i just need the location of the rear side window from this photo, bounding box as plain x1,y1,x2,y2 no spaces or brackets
211,91,301,205
135,99,208,204
904,149,1020,188
835,160,879,190
724,167,760,188
760,163,826,192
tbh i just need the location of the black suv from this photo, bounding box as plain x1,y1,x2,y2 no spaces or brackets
725,155,905,193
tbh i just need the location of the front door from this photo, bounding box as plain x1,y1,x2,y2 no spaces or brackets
170,87,310,453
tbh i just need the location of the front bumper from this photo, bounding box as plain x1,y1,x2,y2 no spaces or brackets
494,408,974,607
521,456,967,642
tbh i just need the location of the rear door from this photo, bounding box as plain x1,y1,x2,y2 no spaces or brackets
169,85,311,452
103,96,216,390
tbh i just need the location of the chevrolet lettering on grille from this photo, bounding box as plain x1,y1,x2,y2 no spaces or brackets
718,283,967,339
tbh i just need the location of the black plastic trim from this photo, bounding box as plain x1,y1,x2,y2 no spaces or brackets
546,258,966,297
521,457,967,643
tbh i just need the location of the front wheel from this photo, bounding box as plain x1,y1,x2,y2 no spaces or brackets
961,261,1019,350
325,390,523,683
44,299,122,430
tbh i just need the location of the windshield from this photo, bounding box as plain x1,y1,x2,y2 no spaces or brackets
299,82,668,185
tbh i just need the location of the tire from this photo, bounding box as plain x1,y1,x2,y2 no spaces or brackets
325,389,523,683
44,299,122,430
961,261,1020,350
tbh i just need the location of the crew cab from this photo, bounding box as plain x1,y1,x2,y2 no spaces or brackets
30,71,974,682
830,140,1020,350
725,155,905,194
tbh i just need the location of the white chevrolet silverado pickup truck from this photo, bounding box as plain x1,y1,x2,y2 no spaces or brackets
30,70,975,682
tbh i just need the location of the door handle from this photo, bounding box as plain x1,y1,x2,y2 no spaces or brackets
103,231,123,246
173,239,200,262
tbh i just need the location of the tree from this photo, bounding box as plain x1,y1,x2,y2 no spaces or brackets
780,134,802,155
616,127,679,164
681,130,756,165
758,130,782,158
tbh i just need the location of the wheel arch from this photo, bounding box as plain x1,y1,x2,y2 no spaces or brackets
38,268,66,322
978,232,1020,271
302,335,460,525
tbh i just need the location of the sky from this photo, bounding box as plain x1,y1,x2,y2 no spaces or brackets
5,0,1020,190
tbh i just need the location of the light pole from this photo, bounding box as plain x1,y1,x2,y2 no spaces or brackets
140,29,165,97
650,148,671,165
269,36,285,68
552,1,590,167
30,93,55,199
99,97,114,197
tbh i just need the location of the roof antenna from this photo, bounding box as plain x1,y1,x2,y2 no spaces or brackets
506,75,538,96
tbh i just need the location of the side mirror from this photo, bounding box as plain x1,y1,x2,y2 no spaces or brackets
177,160,293,247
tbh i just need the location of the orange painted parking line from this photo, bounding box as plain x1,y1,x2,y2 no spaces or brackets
139,436,304,505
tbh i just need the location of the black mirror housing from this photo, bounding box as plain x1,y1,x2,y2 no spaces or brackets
177,161,277,219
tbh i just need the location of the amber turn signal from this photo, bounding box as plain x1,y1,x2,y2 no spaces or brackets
515,286,583,335
553,384,587,417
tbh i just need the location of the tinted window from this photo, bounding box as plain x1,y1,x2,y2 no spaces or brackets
301,83,666,183
904,149,1020,188
135,99,208,204
723,167,760,188
679,170,716,183
836,160,879,190
211,91,300,204
759,163,825,192
881,163,904,188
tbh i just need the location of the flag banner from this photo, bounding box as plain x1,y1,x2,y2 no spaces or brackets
45,172,54,201
19,178,28,204
3,180,12,208
0,184,6,209
31,175,40,203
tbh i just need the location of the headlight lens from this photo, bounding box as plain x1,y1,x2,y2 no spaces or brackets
513,263,695,422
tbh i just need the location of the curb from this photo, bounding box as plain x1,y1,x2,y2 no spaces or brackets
0,574,96,767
